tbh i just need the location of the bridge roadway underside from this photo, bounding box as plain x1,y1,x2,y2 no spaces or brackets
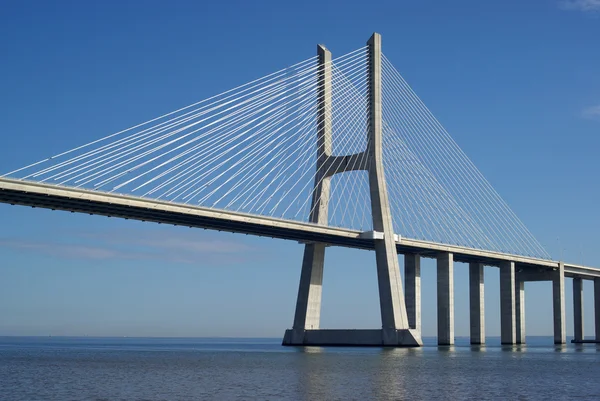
0,177,598,279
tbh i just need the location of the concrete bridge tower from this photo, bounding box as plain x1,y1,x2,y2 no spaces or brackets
283,33,422,347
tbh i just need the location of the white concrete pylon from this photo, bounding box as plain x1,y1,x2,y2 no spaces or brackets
289,45,332,340
284,33,421,347
367,33,418,345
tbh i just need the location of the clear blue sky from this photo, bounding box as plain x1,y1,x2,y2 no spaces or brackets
0,0,598,338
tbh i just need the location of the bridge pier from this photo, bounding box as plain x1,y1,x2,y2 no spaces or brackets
285,43,332,345
405,254,421,332
437,252,454,345
553,263,566,344
594,277,600,342
515,276,526,344
573,277,584,342
500,261,516,344
283,33,421,347
469,262,485,344
571,276,600,344
290,243,325,336
366,34,418,346
513,266,567,344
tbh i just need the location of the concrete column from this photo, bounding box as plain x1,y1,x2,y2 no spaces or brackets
405,254,421,332
367,33,413,344
292,244,325,332
573,277,584,342
468,262,485,344
437,253,454,345
500,261,516,344
284,33,421,347
515,278,525,344
308,44,333,225
552,263,566,344
595,278,600,341
290,45,332,339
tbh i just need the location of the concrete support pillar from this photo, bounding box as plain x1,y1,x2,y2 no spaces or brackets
289,45,332,341
284,32,420,347
308,44,333,224
367,33,414,345
292,244,325,333
500,261,516,344
573,277,584,342
405,254,421,332
515,278,525,344
468,262,485,344
552,263,566,344
595,278,600,341
437,253,454,345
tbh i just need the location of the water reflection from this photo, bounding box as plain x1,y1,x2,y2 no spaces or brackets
469,344,487,352
299,346,325,354
500,344,521,352
380,347,423,357
553,344,567,353
373,350,409,400
437,344,457,354
3,337,600,400
297,350,329,401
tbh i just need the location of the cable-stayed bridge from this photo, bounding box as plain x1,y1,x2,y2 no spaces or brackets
1,33,598,347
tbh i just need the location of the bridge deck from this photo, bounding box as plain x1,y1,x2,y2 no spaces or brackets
0,177,597,278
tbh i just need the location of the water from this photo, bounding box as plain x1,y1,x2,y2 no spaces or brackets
1,336,599,400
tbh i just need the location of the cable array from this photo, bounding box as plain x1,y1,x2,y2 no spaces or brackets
381,54,550,259
4,48,373,231
2,45,551,259
325,55,372,230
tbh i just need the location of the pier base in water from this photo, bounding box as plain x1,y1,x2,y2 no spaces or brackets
282,329,422,347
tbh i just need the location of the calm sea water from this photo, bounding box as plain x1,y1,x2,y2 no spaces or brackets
1,336,599,400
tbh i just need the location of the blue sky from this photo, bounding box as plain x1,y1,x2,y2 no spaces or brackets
0,0,598,338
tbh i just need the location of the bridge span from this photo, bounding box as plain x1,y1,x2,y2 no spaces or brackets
0,176,595,276
2,175,599,346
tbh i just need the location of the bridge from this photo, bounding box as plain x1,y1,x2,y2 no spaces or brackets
1,33,598,347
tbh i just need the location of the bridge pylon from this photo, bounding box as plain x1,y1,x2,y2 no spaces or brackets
283,33,422,347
